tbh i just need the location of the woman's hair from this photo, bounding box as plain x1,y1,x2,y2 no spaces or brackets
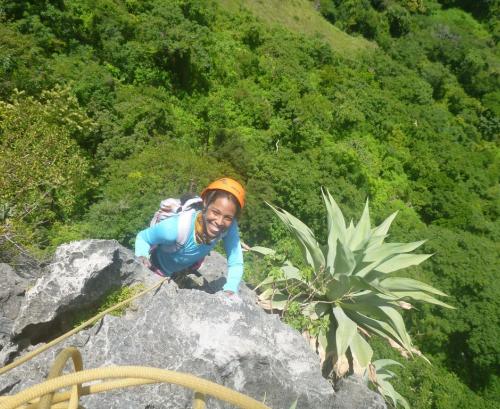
203,189,241,217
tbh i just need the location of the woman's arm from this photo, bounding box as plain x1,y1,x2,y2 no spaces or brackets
134,217,178,258
222,221,244,293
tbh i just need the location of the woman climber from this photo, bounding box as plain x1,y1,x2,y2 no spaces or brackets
134,177,245,295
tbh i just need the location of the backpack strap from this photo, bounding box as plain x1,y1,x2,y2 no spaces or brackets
176,209,196,248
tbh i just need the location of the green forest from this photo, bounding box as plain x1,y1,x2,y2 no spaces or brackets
0,0,498,408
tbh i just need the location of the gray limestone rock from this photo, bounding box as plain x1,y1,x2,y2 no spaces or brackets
0,283,336,408
0,263,29,322
11,239,155,341
0,263,31,358
332,376,386,409
0,240,386,409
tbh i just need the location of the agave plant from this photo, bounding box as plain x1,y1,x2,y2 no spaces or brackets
253,189,453,390
364,359,410,409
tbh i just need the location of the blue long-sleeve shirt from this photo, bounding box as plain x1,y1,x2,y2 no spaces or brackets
134,211,244,293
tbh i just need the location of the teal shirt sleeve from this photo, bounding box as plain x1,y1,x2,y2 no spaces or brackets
222,220,244,293
134,217,178,258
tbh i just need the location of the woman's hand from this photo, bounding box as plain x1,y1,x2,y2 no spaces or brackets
138,256,152,269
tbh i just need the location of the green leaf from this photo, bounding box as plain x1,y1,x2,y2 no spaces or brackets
258,289,290,310
373,359,404,371
325,274,350,301
379,277,448,296
348,199,371,251
267,294,289,310
349,276,396,298
322,188,346,274
303,301,330,319
281,262,302,280
345,220,355,243
341,299,392,319
350,332,373,368
267,202,325,274
332,306,357,357
392,389,411,409
249,246,276,256
321,188,347,239
288,400,298,409
371,211,398,241
319,317,336,355
354,255,395,278
334,239,356,276
378,306,413,350
377,378,399,408
346,311,412,352
363,240,426,263
374,253,432,273
390,291,455,309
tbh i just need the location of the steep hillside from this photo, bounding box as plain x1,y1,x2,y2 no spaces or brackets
219,0,375,56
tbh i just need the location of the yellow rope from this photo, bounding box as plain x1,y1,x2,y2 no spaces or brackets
0,365,271,409
38,348,83,409
0,278,169,376
0,276,273,409
193,391,206,409
21,379,155,409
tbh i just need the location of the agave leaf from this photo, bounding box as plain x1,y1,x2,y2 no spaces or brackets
249,246,276,256
371,211,398,241
267,202,325,274
258,289,290,311
374,253,433,273
325,274,350,301
366,233,388,249
376,373,395,382
349,199,371,251
303,302,330,319
256,273,307,291
265,296,289,310
354,254,396,278
332,306,357,357
392,389,411,409
318,332,329,353
380,277,448,296
350,332,373,368
373,359,404,371
363,240,426,263
281,262,302,280
322,188,347,274
378,306,413,351
346,311,412,353
376,376,410,409
377,369,397,379
377,378,399,408
258,287,276,301
341,300,391,319
334,239,356,276
321,188,347,238
390,291,455,309
349,276,396,298
345,220,355,243
319,318,337,355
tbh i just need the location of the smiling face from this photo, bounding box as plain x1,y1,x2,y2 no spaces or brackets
203,195,238,239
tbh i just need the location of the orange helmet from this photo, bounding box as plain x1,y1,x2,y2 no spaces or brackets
201,177,245,209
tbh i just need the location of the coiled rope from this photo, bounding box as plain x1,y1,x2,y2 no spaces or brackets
0,277,272,408
0,348,270,409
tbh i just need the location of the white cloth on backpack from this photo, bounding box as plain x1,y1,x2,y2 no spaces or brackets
149,196,203,250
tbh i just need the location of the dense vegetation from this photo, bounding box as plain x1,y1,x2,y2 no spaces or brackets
0,0,498,407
